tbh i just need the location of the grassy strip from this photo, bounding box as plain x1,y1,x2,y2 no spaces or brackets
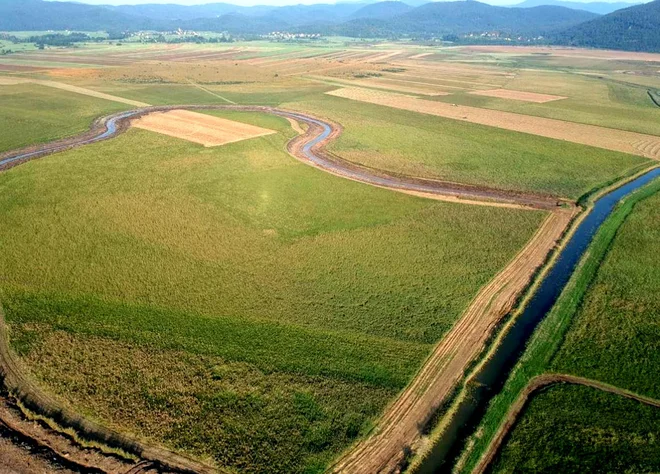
490,384,660,473
455,177,660,474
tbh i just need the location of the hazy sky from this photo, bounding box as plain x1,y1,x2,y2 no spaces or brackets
52,0,643,6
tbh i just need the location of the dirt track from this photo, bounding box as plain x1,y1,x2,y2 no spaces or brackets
472,373,660,474
1,104,576,474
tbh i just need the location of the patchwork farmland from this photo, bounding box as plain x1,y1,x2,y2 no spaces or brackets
0,36,658,474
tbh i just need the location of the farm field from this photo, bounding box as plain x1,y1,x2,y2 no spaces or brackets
549,190,660,398
0,106,545,473
1,39,660,474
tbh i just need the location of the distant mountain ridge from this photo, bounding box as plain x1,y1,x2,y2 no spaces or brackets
349,1,413,20
552,0,660,51
310,2,599,37
0,0,658,52
513,0,642,15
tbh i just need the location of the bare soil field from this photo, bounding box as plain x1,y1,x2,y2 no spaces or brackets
331,208,576,473
468,89,567,103
327,87,660,159
131,109,276,146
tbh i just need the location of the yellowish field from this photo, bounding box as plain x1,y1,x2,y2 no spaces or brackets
0,76,149,107
326,87,660,159
131,110,276,146
468,89,567,103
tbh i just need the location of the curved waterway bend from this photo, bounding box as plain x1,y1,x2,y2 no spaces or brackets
417,166,660,474
1,106,558,209
0,110,140,168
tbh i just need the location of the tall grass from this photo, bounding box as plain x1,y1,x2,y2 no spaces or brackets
490,384,660,473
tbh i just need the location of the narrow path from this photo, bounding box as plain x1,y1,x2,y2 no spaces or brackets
0,105,572,474
472,373,660,474
185,79,237,104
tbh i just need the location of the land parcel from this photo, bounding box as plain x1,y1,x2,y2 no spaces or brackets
132,109,276,147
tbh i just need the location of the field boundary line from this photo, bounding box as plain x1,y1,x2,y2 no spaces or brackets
472,373,660,474
0,78,150,107
186,79,236,104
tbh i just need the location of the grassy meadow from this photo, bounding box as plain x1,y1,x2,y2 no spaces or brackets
2,42,659,473
0,109,545,473
0,82,128,153
490,384,660,474
286,94,649,200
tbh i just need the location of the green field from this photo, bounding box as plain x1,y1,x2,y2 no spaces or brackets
0,109,544,473
286,94,649,200
0,82,127,153
456,180,660,474
491,384,660,474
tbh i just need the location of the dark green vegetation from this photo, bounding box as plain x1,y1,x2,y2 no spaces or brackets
515,0,640,15
553,0,660,51
288,94,649,199
0,83,127,153
0,110,544,473
457,179,660,473
491,384,660,474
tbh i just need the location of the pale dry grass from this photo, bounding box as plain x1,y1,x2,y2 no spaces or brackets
131,109,276,146
327,87,660,159
0,77,149,107
469,89,567,103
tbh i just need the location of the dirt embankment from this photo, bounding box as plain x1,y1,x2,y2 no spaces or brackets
472,373,660,474
330,208,577,474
